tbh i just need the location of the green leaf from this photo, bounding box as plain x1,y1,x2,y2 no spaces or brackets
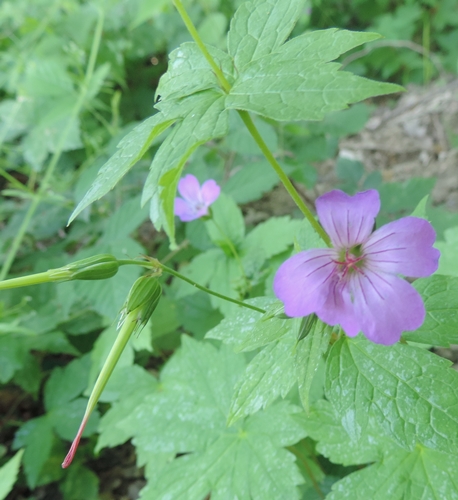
436,226,458,277
301,400,399,466
143,91,229,246
242,216,303,274
205,192,245,250
228,331,297,424
12,417,54,489
49,398,100,441
96,366,158,452
156,42,235,101
44,355,91,411
117,337,305,500
60,464,99,500
295,322,332,411
0,449,24,500
0,335,26,383
223,159,279,203
226,29,402,121
410,194,429,219
404,275,458,346
227,0,304,70
69,113,176,224
326,336,458,454
327,447,458,500
206,297,291,350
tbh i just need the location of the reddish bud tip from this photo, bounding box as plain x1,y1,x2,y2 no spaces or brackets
62,418,87,468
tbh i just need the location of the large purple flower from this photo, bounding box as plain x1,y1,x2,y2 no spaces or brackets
273,190,440,345
174,174,220,222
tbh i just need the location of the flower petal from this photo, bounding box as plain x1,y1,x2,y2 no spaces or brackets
273,249,338,317
316,190,380,248
315,277,361,337
200,179,220,206
350,270,426,345
177,174,201,203
174,198,198,221
364,216,440,278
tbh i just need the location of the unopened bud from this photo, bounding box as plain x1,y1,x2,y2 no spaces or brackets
56,254,119,281
124,276,162,331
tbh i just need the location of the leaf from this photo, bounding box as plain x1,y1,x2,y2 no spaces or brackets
227,0,304,70
242,216,303,274
404,275,458,346
96,366,158,452
0,449,24,500
326,336,458,454
226,29,402,121
117,337,306,500
327,447,458,500
206,297,291,350
143,90,229,246
12,417,54,489
60,464,99,500
295,321,332,411
205,192,245,250
223,160,279,203
44,355,91,411
301,400,399,466
228,331,297,424
0,335,26,383
436,226,458,277
156,42,235,101
69,113,176,223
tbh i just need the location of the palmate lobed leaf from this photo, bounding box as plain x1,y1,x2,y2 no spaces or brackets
326,336,458,455
406,275,458,346
69,113,176,224
107,337,306,500
327,447,458,500
227,0,304,70
226,29,402,121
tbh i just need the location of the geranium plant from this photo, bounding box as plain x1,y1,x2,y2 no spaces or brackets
2,0,458,498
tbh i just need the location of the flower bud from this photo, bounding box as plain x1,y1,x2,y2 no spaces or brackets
57,254,119,281
124,276,162,331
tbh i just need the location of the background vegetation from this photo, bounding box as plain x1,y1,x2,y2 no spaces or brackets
1,0,458,498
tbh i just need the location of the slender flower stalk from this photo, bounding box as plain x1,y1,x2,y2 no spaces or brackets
274,189,440,345
62,277,162,468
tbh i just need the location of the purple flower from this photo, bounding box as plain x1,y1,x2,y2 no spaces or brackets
174,174,220,222
273,190,440,345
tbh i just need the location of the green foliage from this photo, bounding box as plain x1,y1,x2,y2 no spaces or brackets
0,450,24,500
101,336,308,500
326,337,458,454
1,0,458,498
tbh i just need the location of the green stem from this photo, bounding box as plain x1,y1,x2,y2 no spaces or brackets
172,0,231,93
117,258,264,313
0,8,105,281
160,263,265,314
238,111,331,246
0,272,52,290
287,445,325,500
172,0,331,247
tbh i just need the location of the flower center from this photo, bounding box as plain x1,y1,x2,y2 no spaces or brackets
333,246,365,278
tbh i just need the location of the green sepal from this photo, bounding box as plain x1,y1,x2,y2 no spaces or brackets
63,254,120,281
124,276,162,331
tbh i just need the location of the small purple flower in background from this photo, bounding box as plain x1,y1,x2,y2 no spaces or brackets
174,174,220,222
274,189,440,345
